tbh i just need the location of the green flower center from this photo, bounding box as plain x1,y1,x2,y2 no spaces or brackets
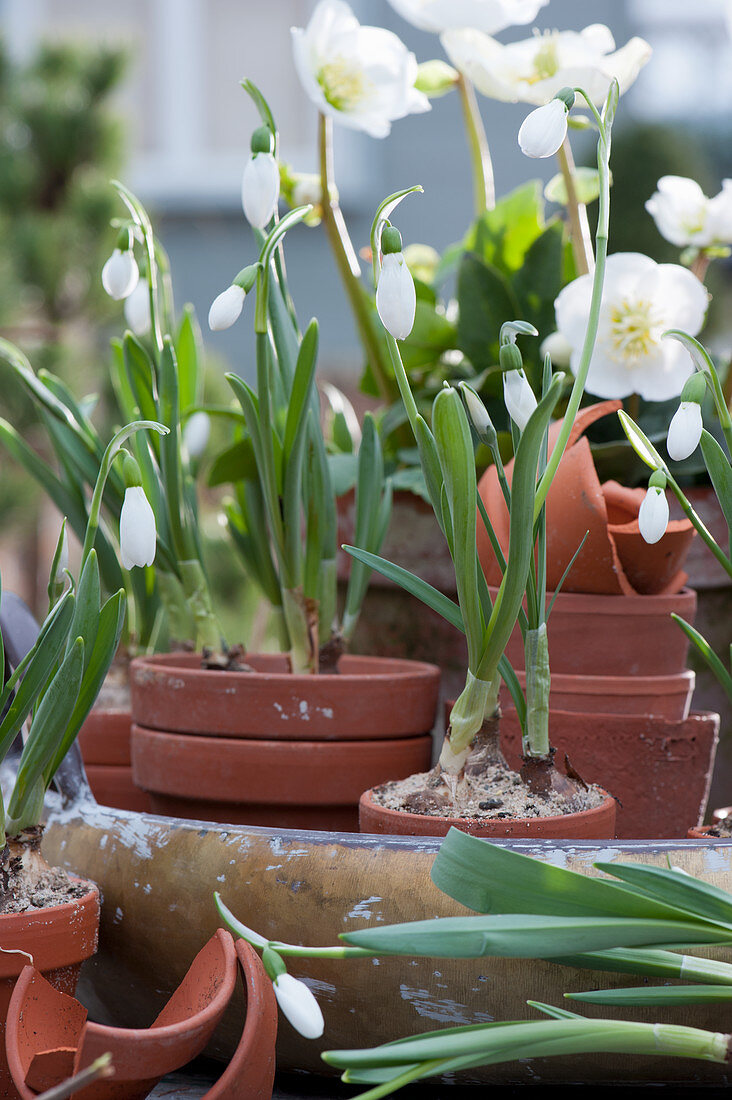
531,33,560,82
317,58,369,111
609,297,664,365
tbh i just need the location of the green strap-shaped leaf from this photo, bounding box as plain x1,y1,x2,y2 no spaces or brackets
175,305,203,410
343,545,464,633
65,550,100,670
672,613,732,705
123,333,159,428
0,420,89,536
567,985,732,1007
283,320,319,461
699,429,732,536
595,861,732,928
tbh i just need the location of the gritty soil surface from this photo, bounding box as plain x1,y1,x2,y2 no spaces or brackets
702,822,732,838
2,863,89,915
372,760,606,820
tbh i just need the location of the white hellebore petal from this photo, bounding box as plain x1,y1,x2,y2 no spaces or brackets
667,401,703,462
554,253,709,402
646,176,732,250
120,486,156,570
242,152,280,230
518,99,567,159
124,279,151,336
503,369,537,432
386,0,548,34
183,411,211,458
376,252,416,340
291,0,430,139
273,973,325,1040
208,285,246,332
638,486,669,546
442,23,651,106
102,249,139,301
540,330,572,367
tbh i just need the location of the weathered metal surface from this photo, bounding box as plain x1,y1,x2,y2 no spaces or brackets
44,785,732,1088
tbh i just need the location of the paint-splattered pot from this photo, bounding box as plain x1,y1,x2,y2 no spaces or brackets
129,652,439,830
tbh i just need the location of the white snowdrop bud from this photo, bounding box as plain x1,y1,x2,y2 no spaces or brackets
638,484,669,545
120,485,157,569
666,401,703,462
503,369,537,432
102,248,140,300
124,278,151,335
208,285,246,331
183,411,211,458
273,973,325,1040
518,98,569,159
242,152,280,229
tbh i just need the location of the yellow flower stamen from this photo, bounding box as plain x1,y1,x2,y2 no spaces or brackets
609,297,664,366
317,58,371,111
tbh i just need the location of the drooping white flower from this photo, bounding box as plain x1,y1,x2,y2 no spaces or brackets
102,249,139,301
291,0,430,138
442,24,651,106
638,485,669,545
273,973,325,1039
646,176,732,250
242,152,280,230
376,252,416,341
124,279,151,336
208,285,246,332
518,98,568,158
386,0,548,34
119,485,156,570
503,369,537,431
554,253,709,401
540,330,572,367
183,411,211,458
666,401,703,462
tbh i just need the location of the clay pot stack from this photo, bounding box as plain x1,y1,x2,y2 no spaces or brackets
478,402,719,840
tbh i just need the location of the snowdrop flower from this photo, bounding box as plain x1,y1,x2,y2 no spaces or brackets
518,94,571,159
208,286,245,331
460,382,495,443
646,176,732,250
554,253,708,401
102,240,139,301
666,373,706,462
272,973,325,1040
124,279,151,336
242,126,280,230
442,24,651,106
386,0,548,34
638,472,669,545
183,411,211,459
291,0,430,138
376,226,416,340
119,460,156,570
503,369,537,432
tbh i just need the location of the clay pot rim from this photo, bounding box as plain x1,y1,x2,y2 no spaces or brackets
358,787,616,834
687,825,731,840
132,724,433,750
0,880,98,979
511,669,695,695
130,651,441,686
488,585,697,614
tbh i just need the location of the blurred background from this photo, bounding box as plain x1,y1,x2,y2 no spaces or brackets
0,0,730,614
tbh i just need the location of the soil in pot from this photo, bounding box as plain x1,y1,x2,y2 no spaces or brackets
358,713,616,839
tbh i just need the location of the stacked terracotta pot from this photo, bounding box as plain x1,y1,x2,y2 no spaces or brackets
478,402,719,840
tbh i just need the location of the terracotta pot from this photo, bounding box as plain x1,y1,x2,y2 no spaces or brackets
478,401,695,596
133,725,433,830
499,669,695,721
499,709,719,839
497,587,697,678
687,825,718,839
359,787,616,838
130,651,439,830
78,708,151,813
0,882,99,1100
7,927,238,1100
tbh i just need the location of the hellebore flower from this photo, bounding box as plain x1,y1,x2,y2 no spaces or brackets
646,176,732,250
386,0,548,34
540,330,573,367
120,485,156,570
242,138,280,230
638,480,669,545
442,23,651,106
124,279,151,336
291,0,430,138
503,369,537,431
518,97,569,158
376,227,416,340
273,973,325,1039
208,285,246,331
554,253,708,401
102,248,139,301
183,411,211,458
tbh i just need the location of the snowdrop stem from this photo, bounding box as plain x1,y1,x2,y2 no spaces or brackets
385,332,419,434
665,476,732,581
179,559,224,652
112,181,164,354
81,420,168,570
318,114,392,401
534,88,612,517
456,73,495,215
556,138,593,276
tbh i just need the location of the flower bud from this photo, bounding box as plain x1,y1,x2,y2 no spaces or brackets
666,401,703,462
460,382,495,444
376,251,416,341
183,411,211,458
503,370,537,432
208,284,246,331
242,151,280,229
638,479,669,545
415,59,459,98
102,248,139,301
518,98,569,159
119,484,156,570
272,973,325,1040
55,525,69,583
124,279,151,336
499,342,523,373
